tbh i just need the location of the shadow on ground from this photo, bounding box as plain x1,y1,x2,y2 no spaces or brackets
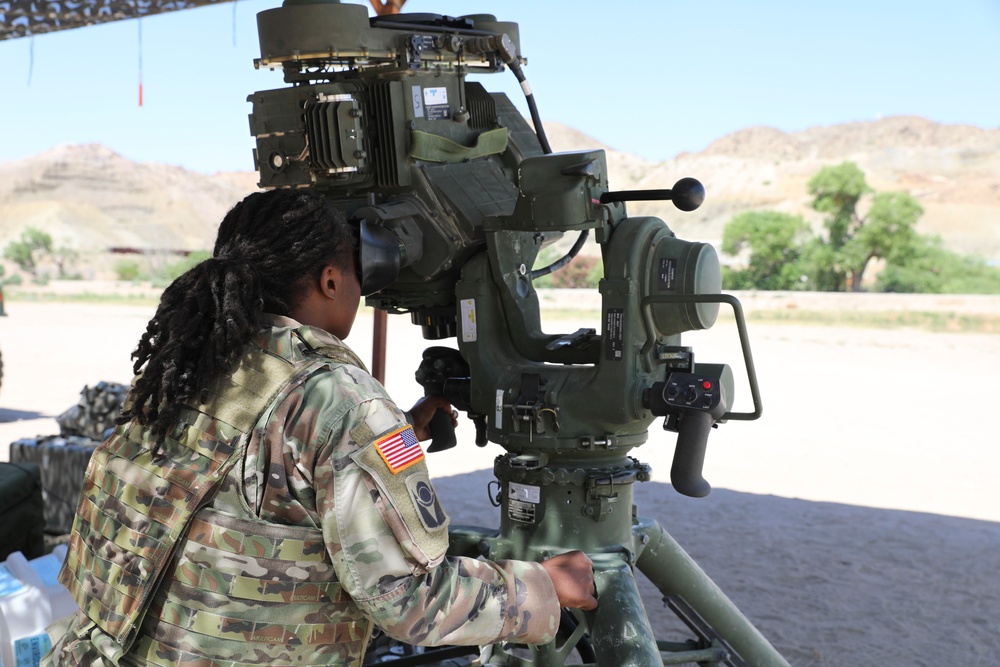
0,408,47,422
435,469,1000,667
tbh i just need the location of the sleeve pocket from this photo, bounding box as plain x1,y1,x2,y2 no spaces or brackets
351,442,451,569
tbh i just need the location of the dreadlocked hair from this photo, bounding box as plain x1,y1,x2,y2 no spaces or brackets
118,189,356,441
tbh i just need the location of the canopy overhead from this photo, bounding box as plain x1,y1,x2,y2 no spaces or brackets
0,0,408,40
0,0,234,40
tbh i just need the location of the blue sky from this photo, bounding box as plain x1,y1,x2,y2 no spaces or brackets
1,0,998,174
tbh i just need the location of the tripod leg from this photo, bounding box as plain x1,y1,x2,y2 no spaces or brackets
634,519,789,667
584,557,662,666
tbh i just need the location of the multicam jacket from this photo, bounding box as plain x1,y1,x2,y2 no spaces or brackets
46,315,560,666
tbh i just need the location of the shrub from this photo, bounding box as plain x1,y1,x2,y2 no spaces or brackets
114,260,142,282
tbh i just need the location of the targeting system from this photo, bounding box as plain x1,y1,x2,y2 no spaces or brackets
248,3,779,665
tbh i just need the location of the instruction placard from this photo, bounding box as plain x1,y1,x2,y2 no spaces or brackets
658,257,678,290
605,308,624,361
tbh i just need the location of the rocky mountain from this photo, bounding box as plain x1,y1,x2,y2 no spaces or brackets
1,115,997,279
0,144,257,262
558,116,1000,260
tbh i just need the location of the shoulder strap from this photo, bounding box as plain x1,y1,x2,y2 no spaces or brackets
188,349,300,430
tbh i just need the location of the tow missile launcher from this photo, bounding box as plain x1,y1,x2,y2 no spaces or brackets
248,3,785,665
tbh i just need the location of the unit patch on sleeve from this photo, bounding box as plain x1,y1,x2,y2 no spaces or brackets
405,472,449,531
374,425,425,474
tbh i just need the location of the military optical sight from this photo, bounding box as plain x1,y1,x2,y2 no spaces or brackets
248,3,784,665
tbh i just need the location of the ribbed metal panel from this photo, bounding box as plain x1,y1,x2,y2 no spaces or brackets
365,82,399,188
306,102,334,171
465,81,497,131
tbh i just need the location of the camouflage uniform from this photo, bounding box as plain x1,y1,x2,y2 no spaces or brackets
45,315,560,666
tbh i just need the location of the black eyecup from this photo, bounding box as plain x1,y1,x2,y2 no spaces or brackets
358,220,402,296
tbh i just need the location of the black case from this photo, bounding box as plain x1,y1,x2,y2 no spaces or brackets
9,436,99,535
0,462,46,559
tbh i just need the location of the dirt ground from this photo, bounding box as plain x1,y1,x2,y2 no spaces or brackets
1,289,998,666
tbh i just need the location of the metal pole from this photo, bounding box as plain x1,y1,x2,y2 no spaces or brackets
585,558,663,667
372,308,388,385
634,519,789,667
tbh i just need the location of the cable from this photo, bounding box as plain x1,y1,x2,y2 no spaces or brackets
530,229,590,281
504,38,589,282
506,58,551,155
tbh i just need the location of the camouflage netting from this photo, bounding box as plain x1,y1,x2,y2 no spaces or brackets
56,380,128,441
0,0,231,40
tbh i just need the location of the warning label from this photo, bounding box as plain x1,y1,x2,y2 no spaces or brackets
460,299,477,342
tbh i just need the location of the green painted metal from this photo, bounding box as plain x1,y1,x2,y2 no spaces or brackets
635,520,790,667
248,4,785,665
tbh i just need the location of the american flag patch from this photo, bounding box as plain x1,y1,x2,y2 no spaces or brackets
374,425,424,474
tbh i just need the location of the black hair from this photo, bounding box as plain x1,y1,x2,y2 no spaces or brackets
118,189,355,440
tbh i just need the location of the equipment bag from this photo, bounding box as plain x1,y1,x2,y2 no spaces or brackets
0,463,45,560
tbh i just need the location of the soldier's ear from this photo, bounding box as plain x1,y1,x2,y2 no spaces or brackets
319,265,339,300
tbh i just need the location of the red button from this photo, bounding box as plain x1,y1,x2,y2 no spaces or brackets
702,380,713,390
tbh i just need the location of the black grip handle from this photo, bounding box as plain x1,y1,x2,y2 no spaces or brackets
670,410,713,498
426,409,457,453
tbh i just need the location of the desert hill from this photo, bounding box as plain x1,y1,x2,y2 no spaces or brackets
0,144,257,259
0,115,997,278
602,116,1000,259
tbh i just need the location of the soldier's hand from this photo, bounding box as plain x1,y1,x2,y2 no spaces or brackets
407,395,458,441
540,550,598,610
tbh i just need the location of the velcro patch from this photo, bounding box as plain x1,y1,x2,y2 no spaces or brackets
374,425,424,474
404,473,449,531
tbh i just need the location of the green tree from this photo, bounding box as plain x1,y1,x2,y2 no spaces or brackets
164,250,212,282
114,259,142,282
147,250,213,286
807,162,923,291
3,227,53,277
719,162,954,292
845,191,923,287
52,242,80,279
876,235,1000,294
798,237,845,292
808,161,870,250
721,211,811,290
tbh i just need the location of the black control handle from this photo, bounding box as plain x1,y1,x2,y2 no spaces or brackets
426,408,457,453
670,410,714,498
644,370,729,498
599,177,705,211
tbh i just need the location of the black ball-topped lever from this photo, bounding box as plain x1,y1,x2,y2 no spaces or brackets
599,177,706,212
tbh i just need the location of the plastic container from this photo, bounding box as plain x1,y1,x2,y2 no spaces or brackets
0,545,76,667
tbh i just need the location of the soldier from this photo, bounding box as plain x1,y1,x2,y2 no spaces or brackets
45,189,597,666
